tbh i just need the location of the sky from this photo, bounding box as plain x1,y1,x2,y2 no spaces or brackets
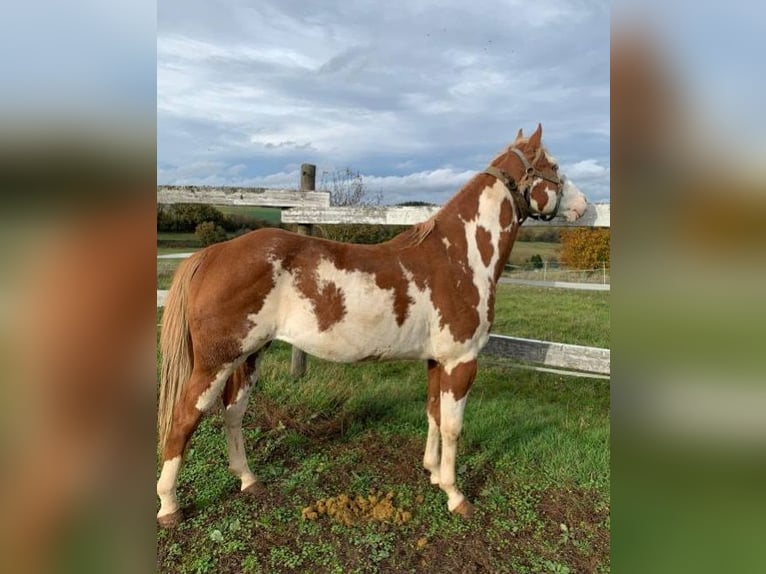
158,0,610,205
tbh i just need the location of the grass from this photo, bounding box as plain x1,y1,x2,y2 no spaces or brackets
156,284,610,573
214,205,282,224
507,241,560,266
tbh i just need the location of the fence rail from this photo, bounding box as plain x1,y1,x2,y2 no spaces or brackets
157,185,330,208
281,202,610,228
157,167,610,378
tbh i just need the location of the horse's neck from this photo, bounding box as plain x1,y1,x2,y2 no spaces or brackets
433,173,520,284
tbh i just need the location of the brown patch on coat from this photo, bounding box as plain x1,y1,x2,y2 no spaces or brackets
439,359,478,401
394,176,486,343
222,353,257,407
499,197,514,229
427,360,441,426
475,225,494,267
273,247,349,332
186,239,277,363
529,186,550,212
316,281,346,331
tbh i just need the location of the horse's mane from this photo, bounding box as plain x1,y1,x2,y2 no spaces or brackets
398,216,436,248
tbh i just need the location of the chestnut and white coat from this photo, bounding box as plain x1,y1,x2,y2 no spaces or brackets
156,124,588,526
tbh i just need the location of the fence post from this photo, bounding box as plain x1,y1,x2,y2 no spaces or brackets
290,163,316,378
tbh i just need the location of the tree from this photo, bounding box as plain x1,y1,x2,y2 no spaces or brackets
318,168,396,244
195,221,228,246
559,228,610,270
320,167,381,207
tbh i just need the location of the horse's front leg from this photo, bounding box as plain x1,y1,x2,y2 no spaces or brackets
423,360,442,484
437,359,477,517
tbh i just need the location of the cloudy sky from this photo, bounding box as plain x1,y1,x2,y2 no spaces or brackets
158,0,610,205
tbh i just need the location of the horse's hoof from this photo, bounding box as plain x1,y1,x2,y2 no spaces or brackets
157,509,183,528
242,481,265,497
451,500,475,518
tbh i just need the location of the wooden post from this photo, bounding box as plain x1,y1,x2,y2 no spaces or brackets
290,163,316,378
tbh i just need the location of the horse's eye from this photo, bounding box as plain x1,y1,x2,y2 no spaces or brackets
551,163,559,171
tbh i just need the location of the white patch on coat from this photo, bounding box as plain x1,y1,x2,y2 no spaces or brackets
157,455,182,518
228,385,249,409
223,384,258,490
442,237,452,250
244,257,435,362
423,412,441,484
194,363,238,412
439,390,468,510
559,178,588,221
456,178,508,351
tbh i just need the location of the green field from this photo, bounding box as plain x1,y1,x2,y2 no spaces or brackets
214,205,282,224
507,240,560,266
157,285,610,573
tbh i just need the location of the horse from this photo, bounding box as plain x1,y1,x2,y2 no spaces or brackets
156,124,588,527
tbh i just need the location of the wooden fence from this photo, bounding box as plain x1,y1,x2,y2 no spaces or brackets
158,164,610,379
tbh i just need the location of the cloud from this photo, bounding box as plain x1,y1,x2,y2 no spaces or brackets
158,0,610,203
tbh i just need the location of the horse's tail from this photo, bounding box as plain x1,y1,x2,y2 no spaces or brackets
158,251,206,454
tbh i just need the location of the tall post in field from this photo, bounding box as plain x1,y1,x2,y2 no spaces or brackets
290,163,316,378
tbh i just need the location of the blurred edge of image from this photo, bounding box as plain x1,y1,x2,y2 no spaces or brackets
0,1,157,573
0,0,764,572
612,2,766,572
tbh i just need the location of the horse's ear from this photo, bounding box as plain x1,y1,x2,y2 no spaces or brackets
515,128,523,141
527,123,543,148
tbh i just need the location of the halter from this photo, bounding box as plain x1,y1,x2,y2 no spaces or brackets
484,147,564,222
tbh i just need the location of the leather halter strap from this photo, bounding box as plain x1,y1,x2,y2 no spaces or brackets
483,165,531,221
486,146,564,222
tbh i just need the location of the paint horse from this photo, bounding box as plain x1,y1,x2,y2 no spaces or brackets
157,124,588,527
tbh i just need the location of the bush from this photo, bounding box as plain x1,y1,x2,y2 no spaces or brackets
195,221,228,246
318,224,405,244
528,254,544,269
559,228,610,269
158,204,228,232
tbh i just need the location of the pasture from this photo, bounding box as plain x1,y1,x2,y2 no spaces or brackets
506,241,560,267
157,284,610,573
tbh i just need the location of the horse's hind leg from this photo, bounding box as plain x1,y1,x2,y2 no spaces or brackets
157,363,234,527
423,360,442,485
222,352,263,495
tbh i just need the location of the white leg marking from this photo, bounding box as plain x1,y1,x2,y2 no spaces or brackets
423,413,441,485
157,455,182,518
439,391,468,511
224,384,258,491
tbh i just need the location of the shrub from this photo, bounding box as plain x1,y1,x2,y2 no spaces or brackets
559,228,610,269
195,221,228,246
528,254,544,269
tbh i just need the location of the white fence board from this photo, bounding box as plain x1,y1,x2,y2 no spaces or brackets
158,186,330,208
281,202,609,227
480,334,610,375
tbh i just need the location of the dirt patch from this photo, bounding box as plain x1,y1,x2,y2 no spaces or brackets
302,488,413,526
158,424,610,573
537,487,611,573
250,395,353,441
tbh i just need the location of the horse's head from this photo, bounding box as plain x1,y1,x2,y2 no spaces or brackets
490,124,588,222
